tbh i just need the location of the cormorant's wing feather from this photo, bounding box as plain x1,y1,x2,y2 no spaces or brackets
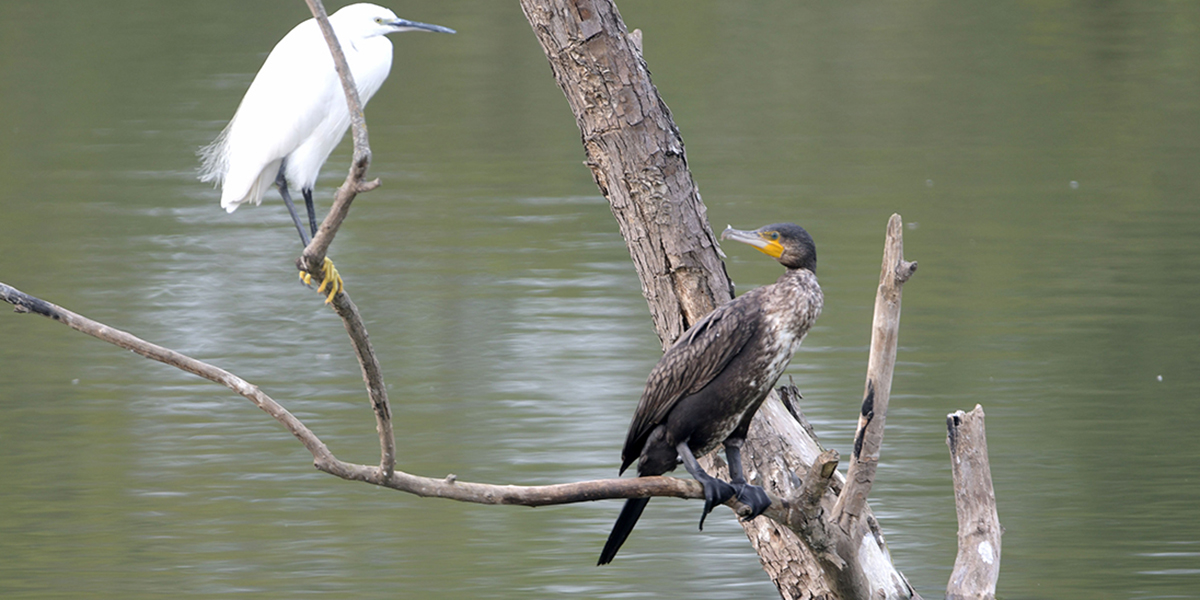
620,295,762,471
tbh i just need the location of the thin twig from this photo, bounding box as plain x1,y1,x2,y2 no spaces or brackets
329,292,394,474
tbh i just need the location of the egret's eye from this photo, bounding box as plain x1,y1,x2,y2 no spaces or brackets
374,17,384,24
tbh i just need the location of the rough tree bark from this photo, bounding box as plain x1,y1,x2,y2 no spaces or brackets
519,0,730,345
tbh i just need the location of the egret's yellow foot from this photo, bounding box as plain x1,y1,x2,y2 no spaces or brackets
299,257,344,304
316,258,343,303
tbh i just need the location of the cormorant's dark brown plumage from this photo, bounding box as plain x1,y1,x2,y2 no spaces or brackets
598,222,823,565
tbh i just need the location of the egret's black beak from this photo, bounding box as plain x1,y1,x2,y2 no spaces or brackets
392,19,456,34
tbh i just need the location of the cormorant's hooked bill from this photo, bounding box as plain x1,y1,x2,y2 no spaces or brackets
722,223,817,271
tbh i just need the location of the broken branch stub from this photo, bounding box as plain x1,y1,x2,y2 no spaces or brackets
832,213,917,526
946,405,1002,600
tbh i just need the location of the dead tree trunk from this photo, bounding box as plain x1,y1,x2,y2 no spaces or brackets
520,1,917,597
946,406,1001,600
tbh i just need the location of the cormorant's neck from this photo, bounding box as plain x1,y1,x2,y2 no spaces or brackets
781,266,814,277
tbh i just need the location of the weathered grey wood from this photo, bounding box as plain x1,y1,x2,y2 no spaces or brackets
832,214,917,525
751,217,919,599
946,406,1001,600
742,398,846,598
788,447,844,572
806,213,917,600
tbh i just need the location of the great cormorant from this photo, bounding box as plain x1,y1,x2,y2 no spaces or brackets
597,222,823,565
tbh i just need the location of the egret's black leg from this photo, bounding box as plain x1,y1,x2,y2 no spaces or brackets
724,438,771,520
676,441,735,530
302,188,318,238
279,175,342,303
275,167,311,247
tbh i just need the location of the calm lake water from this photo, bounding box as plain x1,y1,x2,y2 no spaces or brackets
2,1,1199,598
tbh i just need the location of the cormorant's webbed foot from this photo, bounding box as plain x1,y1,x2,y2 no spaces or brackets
732,482,771,520
697,476,736,530
724,437,771,521
299,257,344,304
676,441,736,530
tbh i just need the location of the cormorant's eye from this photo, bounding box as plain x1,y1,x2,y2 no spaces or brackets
767,231,780,241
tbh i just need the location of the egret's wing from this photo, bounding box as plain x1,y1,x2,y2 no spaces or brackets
279,31,393,192
619,294,762,472
207,19,338,209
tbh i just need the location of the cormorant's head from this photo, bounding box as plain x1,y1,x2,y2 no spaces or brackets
720,223,817,272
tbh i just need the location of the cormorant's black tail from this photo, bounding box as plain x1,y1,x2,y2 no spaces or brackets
597,497,651,565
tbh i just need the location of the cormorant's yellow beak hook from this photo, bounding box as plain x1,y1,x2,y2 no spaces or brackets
721,225,784,259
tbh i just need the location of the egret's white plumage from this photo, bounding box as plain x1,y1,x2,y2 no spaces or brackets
200,3,453,217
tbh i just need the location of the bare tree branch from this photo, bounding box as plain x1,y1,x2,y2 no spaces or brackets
327,292,395,476
296,0,395,478
758,447,847,571
0,282,335,465
518,0,732,348
0,280,712,507
832,214,918,526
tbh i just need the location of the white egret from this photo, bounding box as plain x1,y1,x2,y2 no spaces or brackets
199,3,454,301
